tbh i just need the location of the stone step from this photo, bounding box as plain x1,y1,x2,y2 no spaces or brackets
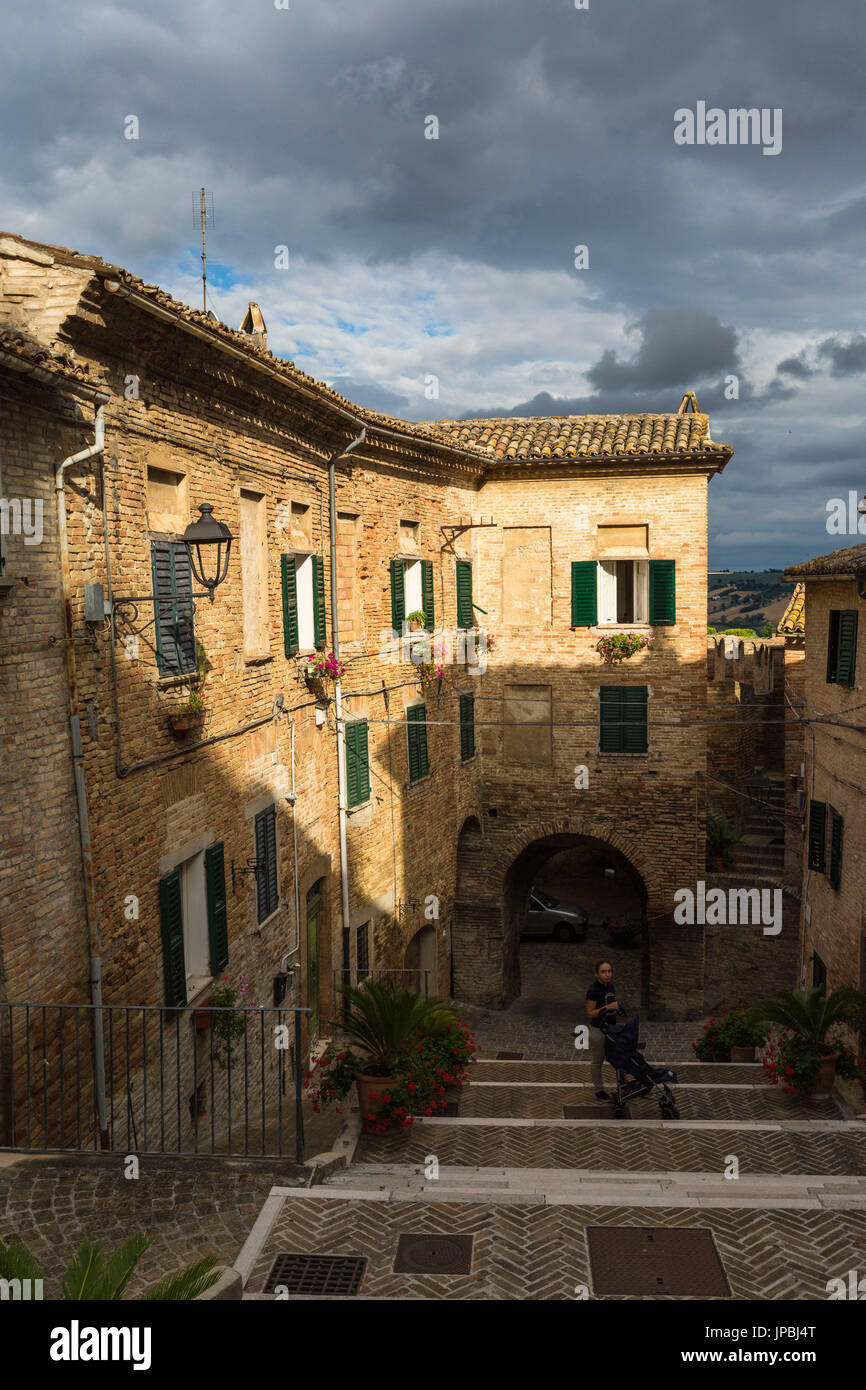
470,1060,764,1084
353,1119,866,1175
324,1163,866,1209
446,1082,839,1122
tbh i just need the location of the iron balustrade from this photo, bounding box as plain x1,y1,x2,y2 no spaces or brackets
0,1001,310,1162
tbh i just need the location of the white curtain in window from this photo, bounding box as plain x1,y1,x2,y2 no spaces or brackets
597,560,618,623
635,560,649,623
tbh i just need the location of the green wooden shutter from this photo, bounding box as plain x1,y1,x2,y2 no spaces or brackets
205,842,228,974
422,559,435,629
571,561,597,627
281,554,299,656
649,560,676,626
599,686,648,753
459,692,475,761
159,869,187,1008
346,720,370,808
456,560,474,629
621,686,649,752
152,541,197,675
808,800,826,873
255,806,278,922
836,611,858,687
312,554,327,648
407,704,429,782
390,559,405,632
829,808,844,889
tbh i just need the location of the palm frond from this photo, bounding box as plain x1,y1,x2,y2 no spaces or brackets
140,1256,222,1301
0,1238,44,1284
62,1239,106,1300
98,1233,151,1300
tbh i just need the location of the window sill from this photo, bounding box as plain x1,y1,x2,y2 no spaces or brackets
157,672,197,689
407,773,431,787
255,906,282,932
186,977,214,1006
347,800,372,816
244,652,273,666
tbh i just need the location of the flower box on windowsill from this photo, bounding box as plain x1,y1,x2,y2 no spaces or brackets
169,712,207,735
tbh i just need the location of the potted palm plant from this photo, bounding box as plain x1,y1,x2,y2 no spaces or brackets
755,985,866,1096
333,977,446,1117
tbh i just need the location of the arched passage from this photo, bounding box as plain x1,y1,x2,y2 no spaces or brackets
502,833,648,1010
453,814,656,1009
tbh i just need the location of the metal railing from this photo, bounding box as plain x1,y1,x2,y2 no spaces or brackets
0,1002,310,1162
333,968,433,1007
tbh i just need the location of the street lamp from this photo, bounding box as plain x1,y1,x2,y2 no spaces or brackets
183,503,234,603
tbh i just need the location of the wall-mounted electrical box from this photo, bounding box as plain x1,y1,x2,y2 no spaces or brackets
84,583,108,623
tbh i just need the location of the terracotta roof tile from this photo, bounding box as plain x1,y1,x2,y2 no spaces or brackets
0,328,99,390
784,541,866,578
777,582,805,635
0,231,734,469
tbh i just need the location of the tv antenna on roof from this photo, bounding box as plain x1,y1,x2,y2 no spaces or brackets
192,188,215,313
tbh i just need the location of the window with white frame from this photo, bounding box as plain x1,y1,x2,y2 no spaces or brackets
403,558,423,616
295,554,315,650
180,850,210,990
597,560,649,625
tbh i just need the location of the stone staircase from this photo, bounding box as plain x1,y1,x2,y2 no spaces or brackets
731,779,787,878
240,1049,866,1299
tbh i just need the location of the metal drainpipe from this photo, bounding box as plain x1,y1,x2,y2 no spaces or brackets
328,430,366,984
55,399,111,1147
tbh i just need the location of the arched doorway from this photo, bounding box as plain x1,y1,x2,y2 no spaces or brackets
502,833,648,1012
403,924,436,996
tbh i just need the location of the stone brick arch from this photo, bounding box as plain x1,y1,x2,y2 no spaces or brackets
453,814,653,1009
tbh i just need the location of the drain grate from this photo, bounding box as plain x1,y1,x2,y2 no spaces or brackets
563,1104,613,1119
393,1234,474,1274
263,1253,366,1296
587,1227,730,1297
496,1051,524,1060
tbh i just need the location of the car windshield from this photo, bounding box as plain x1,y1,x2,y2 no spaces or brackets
531,888,558,908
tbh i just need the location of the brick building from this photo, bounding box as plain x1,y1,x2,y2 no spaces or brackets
783,546,866,1033
1,230,736,1145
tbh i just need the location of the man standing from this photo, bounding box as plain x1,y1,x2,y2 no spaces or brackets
585,959,620,1100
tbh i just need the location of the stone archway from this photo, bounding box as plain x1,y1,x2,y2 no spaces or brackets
454,815,659,1010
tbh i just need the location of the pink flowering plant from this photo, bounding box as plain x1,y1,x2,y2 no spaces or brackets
210,974,257,1070
306,650,347,682
303,981,478,1133
596,632,654,664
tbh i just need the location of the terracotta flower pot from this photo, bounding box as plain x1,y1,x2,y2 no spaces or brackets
193,1007,213,1034
355,1070,395,1119
730,1045,756,1064
810,1051,839,1097
170,712,206,733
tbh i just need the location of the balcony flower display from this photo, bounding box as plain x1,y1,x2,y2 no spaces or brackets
596,632,654,664
305,650,347,683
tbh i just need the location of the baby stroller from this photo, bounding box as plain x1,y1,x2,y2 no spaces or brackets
598,1005,680,1119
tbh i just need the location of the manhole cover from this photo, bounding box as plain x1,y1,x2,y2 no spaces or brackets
393,1234,474,1274
263,1254,366,1296
496,1051,523,1060
563,1104,612,1118
587,1227,730,1297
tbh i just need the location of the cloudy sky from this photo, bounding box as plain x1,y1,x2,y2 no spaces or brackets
3,0,864,568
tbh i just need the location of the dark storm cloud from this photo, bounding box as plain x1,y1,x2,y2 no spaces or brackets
817,333,866,377
1,0,864,566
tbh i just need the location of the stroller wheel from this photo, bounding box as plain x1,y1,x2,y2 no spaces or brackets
660,1102,680,1120
612,1105,630,1120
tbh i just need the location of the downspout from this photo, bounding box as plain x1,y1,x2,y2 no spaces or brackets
56,398,111,1147
328,429,366,984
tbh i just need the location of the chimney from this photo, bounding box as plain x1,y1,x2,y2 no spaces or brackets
239,301,267,351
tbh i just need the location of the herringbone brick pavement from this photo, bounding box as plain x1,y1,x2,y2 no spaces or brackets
356,1122,866,1175
250,1196,866,1299
453,1084,838,1121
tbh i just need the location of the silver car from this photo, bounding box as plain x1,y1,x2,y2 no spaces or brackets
522,887,589,942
